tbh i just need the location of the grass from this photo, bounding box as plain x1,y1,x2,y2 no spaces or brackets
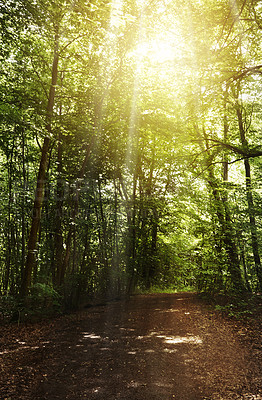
135,285,196,295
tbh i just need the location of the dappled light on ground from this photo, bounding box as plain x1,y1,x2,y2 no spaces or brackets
156,334,202,345
1,293,262,399
0,344,40,356
82,333,102,340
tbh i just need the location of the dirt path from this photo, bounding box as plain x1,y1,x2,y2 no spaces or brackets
1,293,262,399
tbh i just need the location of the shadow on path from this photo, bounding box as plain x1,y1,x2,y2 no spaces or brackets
2,293,262,399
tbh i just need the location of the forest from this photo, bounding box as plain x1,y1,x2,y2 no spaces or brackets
1,0,262,315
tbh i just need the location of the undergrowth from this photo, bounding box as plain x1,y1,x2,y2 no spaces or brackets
207,292,262,320
136,285,196,294
0,283,62,324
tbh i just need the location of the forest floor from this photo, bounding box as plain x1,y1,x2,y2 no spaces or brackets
1,292,262,400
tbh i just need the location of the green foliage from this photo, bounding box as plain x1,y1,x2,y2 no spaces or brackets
1,0,262,311
215,303,253,319
0,284,61,323
136,285,195,295
29,283,62,312
214,298,257,319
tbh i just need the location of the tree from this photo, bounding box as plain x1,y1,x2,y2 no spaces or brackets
3,0,262,308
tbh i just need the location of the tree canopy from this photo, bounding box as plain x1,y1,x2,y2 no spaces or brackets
1,0,262,313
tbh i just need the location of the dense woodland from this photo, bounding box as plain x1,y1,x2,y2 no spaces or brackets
1,0,262,314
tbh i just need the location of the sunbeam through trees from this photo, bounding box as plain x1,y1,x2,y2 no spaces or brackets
1,0,262,312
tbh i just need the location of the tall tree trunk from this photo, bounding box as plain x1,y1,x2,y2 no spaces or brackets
79,205,91,274
52,121,64,286
20,32,59,297
93,176,109,294
4,141,15,293
235,101,262,290
55,139,94,286
113,178,120,294
21,127,26,280
208,174,246,292
119,171,138,294
244,158,262,289
199,124,246,292
237,231,252,292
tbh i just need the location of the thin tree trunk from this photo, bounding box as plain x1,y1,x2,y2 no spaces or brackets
113,178,121,294
128,172,138,294
97,176,108,265
237,232,252,292
235,101,262,290
4,139,15,293
208,174,245,292
93,176,109,294
52,122,64,286
20,32,59,297
56,139,94,286
244,158,262,289
199,124,246,292
21,127,26,279
80,206,91,274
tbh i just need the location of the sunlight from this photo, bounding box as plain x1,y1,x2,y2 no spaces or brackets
143,331,203,346
109,0,124,29
136,39,175,64
120,327,135,331
0,345,40,355
163,348,177,353
135,31,185,66
82,333,102,340
156,335,202,345
125,9,185,171
132,0,185,65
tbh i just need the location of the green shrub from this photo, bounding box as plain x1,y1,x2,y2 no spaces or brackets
29,283,62,314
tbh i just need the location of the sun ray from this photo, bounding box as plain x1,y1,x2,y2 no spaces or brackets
125,3,145,171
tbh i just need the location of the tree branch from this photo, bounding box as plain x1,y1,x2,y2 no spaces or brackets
200,138,262,158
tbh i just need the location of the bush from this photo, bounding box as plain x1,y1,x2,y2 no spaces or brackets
0,284,62,324
0,295,20,321
29,283,62,315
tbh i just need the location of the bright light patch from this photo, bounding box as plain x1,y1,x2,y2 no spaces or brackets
136,40,176,63
134,28,185,67
82,333,102,340
163,348,178,353
157,335,202,345
109,0,124,29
